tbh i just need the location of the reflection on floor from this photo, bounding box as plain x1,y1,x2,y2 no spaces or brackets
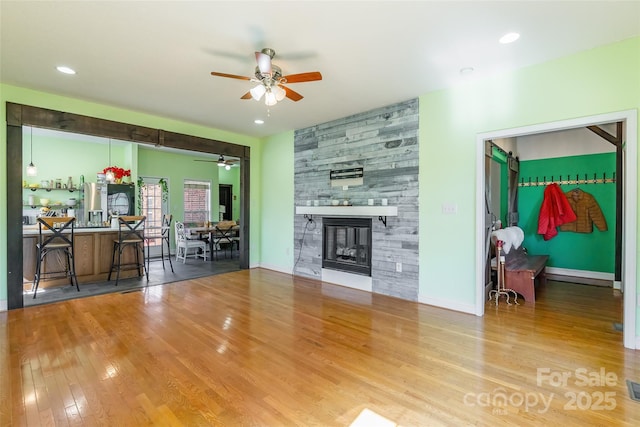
24,255,241,307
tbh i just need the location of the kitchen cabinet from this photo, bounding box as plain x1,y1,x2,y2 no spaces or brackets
23,228,142,290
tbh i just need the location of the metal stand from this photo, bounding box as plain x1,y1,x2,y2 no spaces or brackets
489,240,519,305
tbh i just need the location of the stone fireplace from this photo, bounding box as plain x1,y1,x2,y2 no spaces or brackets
293,98,419,301
322,217,372,276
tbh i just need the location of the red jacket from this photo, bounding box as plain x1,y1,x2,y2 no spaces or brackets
537,183,577,240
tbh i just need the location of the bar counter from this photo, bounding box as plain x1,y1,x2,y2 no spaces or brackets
23,225,143,289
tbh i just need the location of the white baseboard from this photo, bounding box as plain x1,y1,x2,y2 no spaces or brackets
258,263,293,275
635,336,640,350
546,267,614,281
0,299,6,312
419,295,476,315
614,280,622,290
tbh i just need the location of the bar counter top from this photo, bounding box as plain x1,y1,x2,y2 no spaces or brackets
23,225,123,235
23,226,143,289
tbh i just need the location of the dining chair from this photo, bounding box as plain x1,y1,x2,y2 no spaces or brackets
213,220,237,259
175,221,208,263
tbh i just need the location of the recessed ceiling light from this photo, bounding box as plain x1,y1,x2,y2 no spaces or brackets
499,32,520,44
460,67,474,75
254,119,264,125
56,66,76,75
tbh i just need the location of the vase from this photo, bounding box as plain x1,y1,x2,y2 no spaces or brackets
115,178,122,184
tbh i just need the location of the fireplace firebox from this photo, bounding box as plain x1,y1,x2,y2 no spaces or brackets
323,217,372,276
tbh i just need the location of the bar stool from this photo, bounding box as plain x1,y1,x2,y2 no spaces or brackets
160,214,174,272
108,215,148,286
32,217,80,298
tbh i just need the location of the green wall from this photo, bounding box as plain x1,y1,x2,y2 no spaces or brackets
418,36,639,310
137,146,222,224
518,153,616,273
260,131,294,272
21,133,131,207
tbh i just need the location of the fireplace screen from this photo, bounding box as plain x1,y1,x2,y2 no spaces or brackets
323,217,372,276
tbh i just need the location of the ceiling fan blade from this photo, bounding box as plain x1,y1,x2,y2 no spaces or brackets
255,51,272,75
240,91,253,100
282,85,304,102
282,72,322,83
210,71,251,81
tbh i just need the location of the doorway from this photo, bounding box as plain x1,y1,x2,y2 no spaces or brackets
5,102,251,310
140,176,170,258
219,184,232,221
475,110,638,349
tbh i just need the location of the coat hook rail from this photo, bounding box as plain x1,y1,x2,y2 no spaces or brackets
518,171,616,187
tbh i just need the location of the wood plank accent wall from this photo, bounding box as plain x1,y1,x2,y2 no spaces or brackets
293,99,419,300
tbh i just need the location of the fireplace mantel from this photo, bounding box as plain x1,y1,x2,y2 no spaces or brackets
295,205,397,216
295,205,397,226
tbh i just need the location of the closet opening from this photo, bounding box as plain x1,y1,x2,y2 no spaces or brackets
475,110,637,349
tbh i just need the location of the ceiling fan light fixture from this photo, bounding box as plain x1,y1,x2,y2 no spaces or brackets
274,85,286,101
250,84,266,101
225,164,231,171
210,47,322,105
217,155,226,167
265,90,277,106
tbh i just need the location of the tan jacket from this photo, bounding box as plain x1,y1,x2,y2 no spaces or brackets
559,188,608,233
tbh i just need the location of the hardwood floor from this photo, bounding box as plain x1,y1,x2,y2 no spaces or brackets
1,269,639,426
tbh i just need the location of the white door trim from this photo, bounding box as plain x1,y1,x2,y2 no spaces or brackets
475,110,638,349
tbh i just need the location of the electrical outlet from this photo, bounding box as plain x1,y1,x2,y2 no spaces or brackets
395,262,402,273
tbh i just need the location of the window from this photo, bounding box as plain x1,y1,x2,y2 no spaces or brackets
184,180,210,224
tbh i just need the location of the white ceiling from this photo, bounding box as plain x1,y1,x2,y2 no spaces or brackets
2,1,639,139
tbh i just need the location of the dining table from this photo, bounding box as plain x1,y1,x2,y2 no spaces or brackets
187,223,240,260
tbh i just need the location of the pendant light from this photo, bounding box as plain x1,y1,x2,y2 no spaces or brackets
26,127,37,177
105,138,115,182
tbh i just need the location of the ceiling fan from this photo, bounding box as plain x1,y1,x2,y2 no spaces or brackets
195,155,238,169
210,48,322,106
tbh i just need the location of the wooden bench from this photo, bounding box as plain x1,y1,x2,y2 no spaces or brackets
502,247,549,303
